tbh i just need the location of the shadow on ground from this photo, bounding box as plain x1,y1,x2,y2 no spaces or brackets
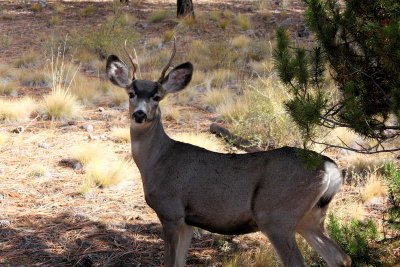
0,212,249,267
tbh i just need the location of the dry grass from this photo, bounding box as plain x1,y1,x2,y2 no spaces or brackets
231,35,251,49
110,127,131,143
72,143,110,165
79,5,96,17
0,81,18,95
18,69,50,87
345,153,390,179
0,97,37,121
14,51,39,68
201,87,234,112
70,74,103,104
72,143,133,193
82,159,133,191
42,88,81,120
27,164,50,178
110,87,128,107
210,69,234,88
0,131,9,145
223,245,279,267
164,29,176,42
160,96,181,122
361,173,387,202
148,9,168,23
236,14,252,31
171,132,226,152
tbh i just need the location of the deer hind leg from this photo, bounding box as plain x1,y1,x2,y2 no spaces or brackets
162,219,193,267
297,207,351,267
260,225,307,267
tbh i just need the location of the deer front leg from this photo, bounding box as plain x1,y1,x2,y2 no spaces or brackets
162,219,193,267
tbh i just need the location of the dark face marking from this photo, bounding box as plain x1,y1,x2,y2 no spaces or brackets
132,80,160,98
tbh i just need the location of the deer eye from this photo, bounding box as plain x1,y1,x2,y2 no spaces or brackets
153,95,161,102
128,92,135,99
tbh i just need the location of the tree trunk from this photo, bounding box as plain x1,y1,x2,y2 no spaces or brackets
177,0,194,17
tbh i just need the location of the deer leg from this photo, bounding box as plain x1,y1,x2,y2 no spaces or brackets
175,223,193,267
162,219,193,267
297,207,351,267
261,226,307,267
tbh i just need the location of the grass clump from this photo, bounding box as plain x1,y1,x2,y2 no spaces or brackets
223,245,279,267
48,15,60,26
0,132,9,145
72,143,133,193
83,160,132,189
0,81,18,95
0,97,37,121
19,70,50,87
148,10,168,23
43,89,80,120
231,35,251,49
110,127,130,143
361,173,387,202
172,132,226,152
42,45,81,120
27,164,49,178
210,69,234,88
14,52,39,68
219,77,299,148
201,87,233,112
79,5,96,17
236,14,252,31
164,29,175,42
327,214,381,266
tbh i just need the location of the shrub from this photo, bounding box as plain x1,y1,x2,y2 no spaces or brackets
219,77,300,148
74,9,137,59
0,97,37,121
83,159,132,188
382,162,400,231
327,214,381,266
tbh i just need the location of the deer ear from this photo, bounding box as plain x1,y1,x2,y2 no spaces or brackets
106,55,131,88
160,62,193,95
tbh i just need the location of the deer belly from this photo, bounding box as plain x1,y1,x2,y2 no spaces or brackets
184,205,258,235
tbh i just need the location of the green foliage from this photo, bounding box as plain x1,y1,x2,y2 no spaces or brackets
74,4,136,59
382,162,400,230
274,0,400,148
327,214,381,266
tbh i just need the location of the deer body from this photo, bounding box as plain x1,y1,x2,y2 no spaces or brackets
106,43,351,267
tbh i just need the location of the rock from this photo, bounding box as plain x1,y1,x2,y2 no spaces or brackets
98,107,105,112
0,220,10,228
59,158,83,170
297,25,310,38
38,142,50,149
68,121,77,125
11,126,24,133
88,134,98,141
81,124,94,133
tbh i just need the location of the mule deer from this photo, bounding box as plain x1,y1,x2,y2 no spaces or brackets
106,41,351,267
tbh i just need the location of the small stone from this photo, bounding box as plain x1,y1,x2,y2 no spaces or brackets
0,220,11,228
38,142,50,149
11,126,24,133
98,107,105,112
88,134,98,141
68,121,77,125
59,158,82,170
81,124,94,133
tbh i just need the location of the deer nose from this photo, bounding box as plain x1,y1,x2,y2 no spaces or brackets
133,110,147,123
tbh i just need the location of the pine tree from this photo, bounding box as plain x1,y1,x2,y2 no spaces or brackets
274,0,400,153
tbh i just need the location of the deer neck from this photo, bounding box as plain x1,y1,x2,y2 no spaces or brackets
130,116,173,175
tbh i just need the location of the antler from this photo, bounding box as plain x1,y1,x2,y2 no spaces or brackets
158,37,176,83
124,40,138,80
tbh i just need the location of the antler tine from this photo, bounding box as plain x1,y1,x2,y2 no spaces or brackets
124,40,138,80
158,37,177,83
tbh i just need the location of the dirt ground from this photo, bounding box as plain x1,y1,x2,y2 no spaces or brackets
1,1,397,267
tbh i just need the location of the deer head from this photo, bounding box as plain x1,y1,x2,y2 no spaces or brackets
106,40,193,124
